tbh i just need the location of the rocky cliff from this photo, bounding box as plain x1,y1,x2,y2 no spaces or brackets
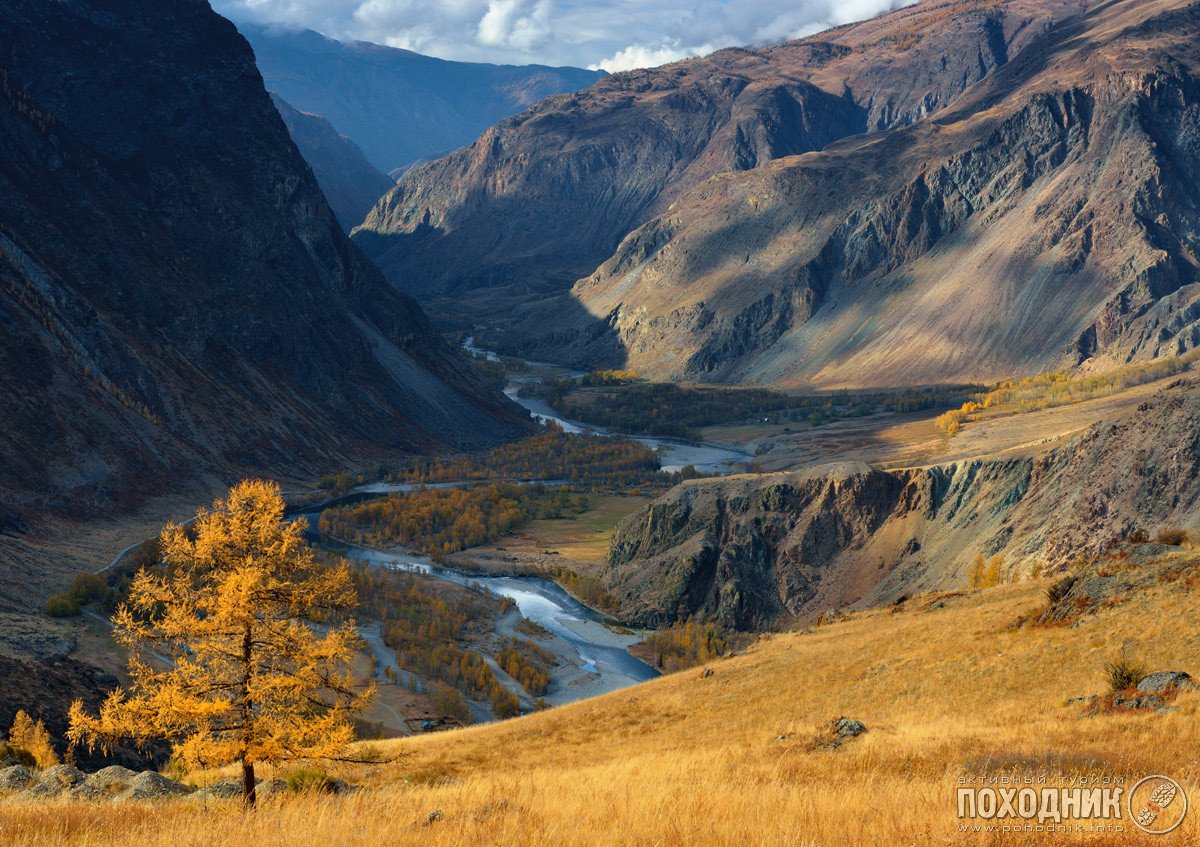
270,94,394,230
357,0,1200,390
0,0,529,525
355,0,1081,299
605,379,1200,630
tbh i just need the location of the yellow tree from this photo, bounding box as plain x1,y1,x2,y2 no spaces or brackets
68,480,372,806
7,710,59,769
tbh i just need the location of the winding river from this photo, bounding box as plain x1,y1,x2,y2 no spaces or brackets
304,340,754,709
464,336,754,475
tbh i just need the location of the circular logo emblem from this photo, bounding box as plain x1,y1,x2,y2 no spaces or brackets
1128,775,1188,835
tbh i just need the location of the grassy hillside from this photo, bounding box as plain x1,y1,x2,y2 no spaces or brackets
5,569,1199,844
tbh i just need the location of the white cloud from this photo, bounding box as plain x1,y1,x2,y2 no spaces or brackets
213,0,920,70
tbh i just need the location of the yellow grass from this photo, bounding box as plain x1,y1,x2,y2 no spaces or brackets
482,494,649,564
5,580,1200,845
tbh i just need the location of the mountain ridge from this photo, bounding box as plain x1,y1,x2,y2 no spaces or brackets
238,23,606,175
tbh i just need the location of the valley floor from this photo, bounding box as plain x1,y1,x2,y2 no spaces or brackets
5,575,1198,845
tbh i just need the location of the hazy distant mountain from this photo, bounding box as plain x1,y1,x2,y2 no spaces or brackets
269,93,395,229
0,0,528,523
239,24,605,174
355,0,1200,391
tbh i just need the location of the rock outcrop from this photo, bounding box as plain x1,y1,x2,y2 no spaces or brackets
605,380,1200,630
0,0,529,527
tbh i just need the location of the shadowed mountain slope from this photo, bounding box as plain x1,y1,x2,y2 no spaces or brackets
269,93,395,230
239,24,605,175
0,0,529,525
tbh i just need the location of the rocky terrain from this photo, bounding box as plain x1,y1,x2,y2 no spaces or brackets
356,0,1082,297
357,0,1200,390
239,24,604,175
0,0,529,535
270,94,395,230
603,378,1200,630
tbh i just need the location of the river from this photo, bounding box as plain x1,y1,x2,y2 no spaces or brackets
331,544,660,704
464,336,753,475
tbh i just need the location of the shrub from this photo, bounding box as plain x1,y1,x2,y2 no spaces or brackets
430,683,471,724
0,740,36,769
45,593,80,617
1104,658,1146,693
69,572,106,603
1045,575,1078,606
491,691,521,719
1155,527,1190,546
284,768,335,793
1127,528,1150,545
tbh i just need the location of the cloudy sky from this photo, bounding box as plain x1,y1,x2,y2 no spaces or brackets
214,0,919,72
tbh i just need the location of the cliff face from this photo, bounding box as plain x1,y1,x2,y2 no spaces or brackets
605,380,1200,630
269,94,395,230
565,0,1200,387
357,0,1200,390
354,0,1080,299
240,24,605,175
0,0,528,523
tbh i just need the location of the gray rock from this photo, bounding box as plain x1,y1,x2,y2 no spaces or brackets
70,765,137,800
1136,671,1195,695
831,717,867,738
815,716,868,750
121,771,192,800
255,778,288,798
191,780,243,800
1112,693,1168,711
0,765,34,792
26,764,86,796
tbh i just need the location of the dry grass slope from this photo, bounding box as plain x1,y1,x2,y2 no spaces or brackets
4,576,1199,844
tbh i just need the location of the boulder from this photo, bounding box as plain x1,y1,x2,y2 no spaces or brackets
0,765,34,792
255,778,288,798
192,780,243,800
814,716,868,750
26,764,86,796
121,771,192,800
70,765,137,800
831,718,867,739
1136,671,1195,695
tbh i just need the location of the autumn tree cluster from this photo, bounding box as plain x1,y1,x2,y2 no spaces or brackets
395,424,670,493
498,638,554,697
3,710,59,769
639,620,737,673
319,482,587,556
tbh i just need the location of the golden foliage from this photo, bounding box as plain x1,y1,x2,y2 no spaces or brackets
68,480,371,805
321,483,586,557
968,552,1004,588
638,620,736,672
397,424,666,493
7,710,59,770
935,349,1200,437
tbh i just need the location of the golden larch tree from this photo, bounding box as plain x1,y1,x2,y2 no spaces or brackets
68,479,372,806
7,710,59,769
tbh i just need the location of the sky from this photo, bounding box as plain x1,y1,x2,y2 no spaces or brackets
214,0,920,72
